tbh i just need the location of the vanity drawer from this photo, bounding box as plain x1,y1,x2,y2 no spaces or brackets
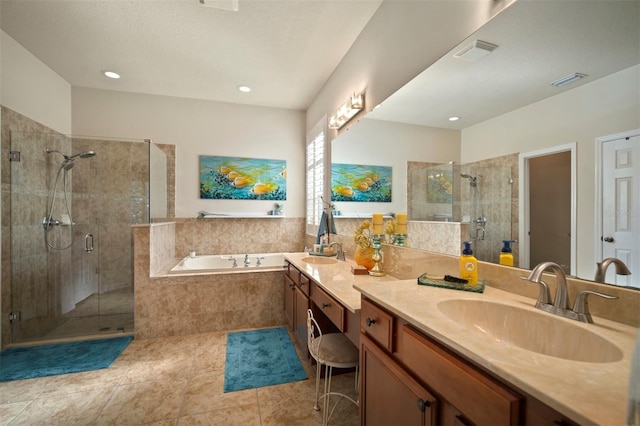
311,283,344,331
361,297,394,352
400,325,521,426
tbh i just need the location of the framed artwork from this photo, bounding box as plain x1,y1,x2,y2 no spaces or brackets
199,155,286,200
331,163,392,202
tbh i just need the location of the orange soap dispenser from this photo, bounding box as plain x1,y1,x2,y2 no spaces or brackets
459,241,478,285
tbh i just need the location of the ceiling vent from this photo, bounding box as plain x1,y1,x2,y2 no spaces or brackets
453,40,498,62
550,73,588,88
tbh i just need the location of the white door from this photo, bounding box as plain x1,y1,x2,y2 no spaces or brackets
602,134,640,287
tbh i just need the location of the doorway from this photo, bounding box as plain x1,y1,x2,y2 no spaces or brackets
519,144,576,274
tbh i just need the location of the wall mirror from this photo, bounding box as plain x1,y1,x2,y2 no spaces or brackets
330,0,639,286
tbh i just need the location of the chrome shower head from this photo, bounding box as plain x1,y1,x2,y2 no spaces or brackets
460,173,477,186
68,151,96,159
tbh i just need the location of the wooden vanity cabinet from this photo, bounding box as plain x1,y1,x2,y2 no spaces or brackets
360,297,521,426
360,297,580,426
284,261,310,354
361,333,437,425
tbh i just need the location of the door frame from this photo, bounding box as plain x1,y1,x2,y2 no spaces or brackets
594,129,640,266
518,143,576,274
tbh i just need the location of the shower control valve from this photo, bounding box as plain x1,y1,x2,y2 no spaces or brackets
42,216,61,230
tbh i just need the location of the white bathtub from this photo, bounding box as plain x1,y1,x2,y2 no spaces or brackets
169,253,286,274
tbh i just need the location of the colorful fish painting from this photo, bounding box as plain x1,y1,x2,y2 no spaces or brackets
331,163,391,202
199,155,286,200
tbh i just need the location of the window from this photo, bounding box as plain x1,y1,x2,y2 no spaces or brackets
306,118,327,235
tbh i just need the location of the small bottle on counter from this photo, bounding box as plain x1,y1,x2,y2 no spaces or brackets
459,241,478,285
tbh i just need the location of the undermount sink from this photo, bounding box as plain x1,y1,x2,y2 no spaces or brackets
437,299,623,363
300,256,339,265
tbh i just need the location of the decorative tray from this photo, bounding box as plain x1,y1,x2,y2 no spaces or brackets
417,273,485,293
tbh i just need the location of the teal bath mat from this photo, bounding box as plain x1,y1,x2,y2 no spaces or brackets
224,326,307,392
0,336,133,382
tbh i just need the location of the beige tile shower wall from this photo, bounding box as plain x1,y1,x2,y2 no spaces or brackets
134,223,287,340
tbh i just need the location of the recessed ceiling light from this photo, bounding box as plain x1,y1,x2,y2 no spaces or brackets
449,116,460,122
237,85,251,93
102,70,120,79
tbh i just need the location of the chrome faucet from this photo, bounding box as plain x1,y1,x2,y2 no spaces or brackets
244,254,250,267
594,257,631,283
329,242,345,261
523,261,618,323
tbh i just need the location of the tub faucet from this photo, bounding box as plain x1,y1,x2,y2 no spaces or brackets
329,242,345,261
522,261,617,323
244,254,250,267
227,256,237,268
594,257,631,283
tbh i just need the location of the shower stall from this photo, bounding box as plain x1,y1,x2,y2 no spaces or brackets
458,163,514,264
7,131,165,344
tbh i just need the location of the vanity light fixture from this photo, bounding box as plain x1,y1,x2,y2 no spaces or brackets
328,92,365,130
102,70,120,79
550,73,588,88
453,40,498,62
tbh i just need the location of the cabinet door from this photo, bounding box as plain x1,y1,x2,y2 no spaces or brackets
284,273,295,329
294,285,309,354
361,334,437,426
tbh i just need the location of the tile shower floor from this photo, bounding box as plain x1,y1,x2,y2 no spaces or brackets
0,328,359,425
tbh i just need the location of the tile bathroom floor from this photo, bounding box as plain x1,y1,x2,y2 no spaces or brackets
0,328,359,425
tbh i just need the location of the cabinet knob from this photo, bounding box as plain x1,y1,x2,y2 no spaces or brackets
366,317,376,326
416,398,431,412
322,303,330,309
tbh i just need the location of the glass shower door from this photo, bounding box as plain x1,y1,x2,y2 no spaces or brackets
9,131,143,344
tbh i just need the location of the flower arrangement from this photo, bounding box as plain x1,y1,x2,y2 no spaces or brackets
354,220,373,249
354,218,397,248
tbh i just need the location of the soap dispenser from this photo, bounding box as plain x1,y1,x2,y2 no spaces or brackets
459,241,478,285
499,240,515,266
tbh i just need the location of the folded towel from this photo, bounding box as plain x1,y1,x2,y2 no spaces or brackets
628,330,640,425
316,210,337,243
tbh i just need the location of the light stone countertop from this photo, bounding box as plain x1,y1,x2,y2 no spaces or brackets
354,279,638,426
283,252,398,313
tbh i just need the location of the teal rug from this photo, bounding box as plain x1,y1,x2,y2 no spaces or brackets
0,336,133,382
224,326,307,392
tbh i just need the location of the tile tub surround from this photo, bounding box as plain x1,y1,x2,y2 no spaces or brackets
134,219,305,339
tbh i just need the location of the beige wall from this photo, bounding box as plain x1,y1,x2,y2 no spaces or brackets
0,31,71,135
306,0,515,136
71,87,306,218
331,119,460,217
461,65,640,279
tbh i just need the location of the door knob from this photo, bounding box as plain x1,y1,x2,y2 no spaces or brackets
602,236,615,243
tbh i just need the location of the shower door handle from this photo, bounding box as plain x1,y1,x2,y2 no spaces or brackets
85,233,94,252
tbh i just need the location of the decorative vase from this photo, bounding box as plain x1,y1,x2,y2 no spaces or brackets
355,247,376,270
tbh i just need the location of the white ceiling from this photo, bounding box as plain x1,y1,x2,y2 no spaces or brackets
0,0,382,110
2,0,638,122
367,0,640,130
